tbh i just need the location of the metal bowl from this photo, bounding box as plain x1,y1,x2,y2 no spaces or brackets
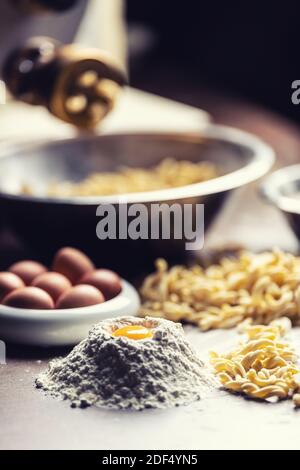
0,125,274,275
262,164,300,241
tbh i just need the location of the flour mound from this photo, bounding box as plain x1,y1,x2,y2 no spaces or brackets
36,316,214,410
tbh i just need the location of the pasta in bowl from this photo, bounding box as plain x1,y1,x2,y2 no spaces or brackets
0,126,274,273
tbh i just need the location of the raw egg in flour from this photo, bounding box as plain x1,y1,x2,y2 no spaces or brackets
113,325,153,340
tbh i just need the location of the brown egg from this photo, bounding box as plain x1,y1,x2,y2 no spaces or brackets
9,260,47,285
0,272,25,302
32,272,71,302
3,287,54,310
52,247,95,284
80,269,122,300
56,284,105,309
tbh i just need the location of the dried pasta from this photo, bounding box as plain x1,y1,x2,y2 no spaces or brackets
42,158,218,197
210,317,300,406
140,249,300,331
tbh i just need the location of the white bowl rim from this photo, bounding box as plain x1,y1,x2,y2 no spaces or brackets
0,279,140,322
0,125,275,205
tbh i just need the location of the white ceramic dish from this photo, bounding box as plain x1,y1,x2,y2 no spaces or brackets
0,279,140,347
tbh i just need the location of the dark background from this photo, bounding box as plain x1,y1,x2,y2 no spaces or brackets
1,0,300,270
126,0,300,122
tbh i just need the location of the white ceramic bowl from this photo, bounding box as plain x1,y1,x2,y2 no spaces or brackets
0,279,140,347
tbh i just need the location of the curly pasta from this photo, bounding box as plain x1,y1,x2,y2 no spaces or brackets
140,249,300,331
42,159,218,197
210,318,300,406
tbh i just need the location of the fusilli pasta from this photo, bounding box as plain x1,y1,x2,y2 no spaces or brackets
140,249,300,330
210,318,300,406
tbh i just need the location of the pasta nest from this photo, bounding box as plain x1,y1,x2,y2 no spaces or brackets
140,249,300,331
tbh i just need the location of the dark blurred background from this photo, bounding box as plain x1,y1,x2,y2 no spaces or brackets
1,0,300,269
126,0,299,122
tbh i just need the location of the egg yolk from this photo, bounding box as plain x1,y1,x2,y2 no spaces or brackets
113,325,153,340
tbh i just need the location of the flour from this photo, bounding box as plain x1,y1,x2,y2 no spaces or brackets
36,316,215,410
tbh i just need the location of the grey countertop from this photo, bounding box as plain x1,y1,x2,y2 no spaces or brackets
1,324,300,450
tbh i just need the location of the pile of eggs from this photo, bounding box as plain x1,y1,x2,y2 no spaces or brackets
0,247,122,310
